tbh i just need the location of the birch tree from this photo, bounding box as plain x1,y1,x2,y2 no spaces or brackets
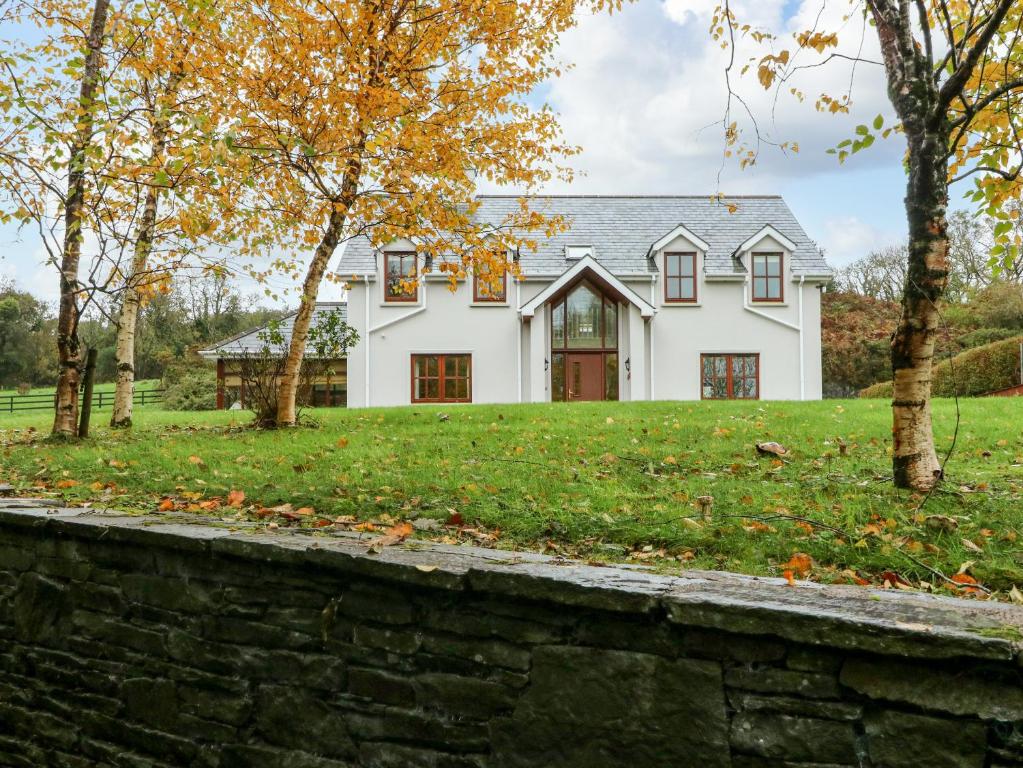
0,0,115,437
208,0,610,427
106,0,234,428
0,0,243,434
711,0,1023,490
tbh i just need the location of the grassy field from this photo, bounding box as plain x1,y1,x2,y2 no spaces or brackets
0,379,161,398
1,399,1022,598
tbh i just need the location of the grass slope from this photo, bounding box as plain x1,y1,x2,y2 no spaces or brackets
2,399,1021,596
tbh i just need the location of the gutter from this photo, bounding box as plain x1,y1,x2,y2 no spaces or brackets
516,280,522,403
649,274,656,401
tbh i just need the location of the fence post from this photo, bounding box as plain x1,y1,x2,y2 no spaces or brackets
78,348,98,438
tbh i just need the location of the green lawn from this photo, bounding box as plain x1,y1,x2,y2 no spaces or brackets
0,379,161,398
2,399,1022,597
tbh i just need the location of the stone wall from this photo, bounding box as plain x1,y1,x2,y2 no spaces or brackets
1,503,1022,768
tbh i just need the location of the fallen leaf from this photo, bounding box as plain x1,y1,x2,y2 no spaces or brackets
415,565,439,573
188,455,205,467
157,498,175,512
925,514,958,532
368,521,414,550
227,490,246,507
781,552,813,577
55,479,79,489
756,441,789,457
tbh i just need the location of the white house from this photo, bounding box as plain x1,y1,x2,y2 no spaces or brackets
336,195,830,406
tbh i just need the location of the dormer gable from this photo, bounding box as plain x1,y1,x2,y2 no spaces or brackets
646,224,710,259
734,225,797,258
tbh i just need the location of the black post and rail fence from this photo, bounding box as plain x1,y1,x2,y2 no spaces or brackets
0,386,164,414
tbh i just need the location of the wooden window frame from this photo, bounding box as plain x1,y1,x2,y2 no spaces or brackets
700,353,760,400
663,251,698,303
751,252,784,303
473,258,508,303
410,354,472,403
385,251,419,303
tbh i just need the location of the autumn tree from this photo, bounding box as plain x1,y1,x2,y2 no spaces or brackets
0,0,116,436
712,0,1023,489
206,0,606,426
0,0,246,433
104,0,238,428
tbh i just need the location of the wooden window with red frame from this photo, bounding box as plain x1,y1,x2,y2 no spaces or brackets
751,252,783,302
385,252,418,302
473,257,507,302
411,354,472,403
701,353,759,399
664,252,697,303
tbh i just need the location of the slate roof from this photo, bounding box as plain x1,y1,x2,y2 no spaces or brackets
338,195,831,278
199,302,347,360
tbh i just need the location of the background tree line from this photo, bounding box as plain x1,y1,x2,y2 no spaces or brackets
822,209,1023,397
0,274,279,391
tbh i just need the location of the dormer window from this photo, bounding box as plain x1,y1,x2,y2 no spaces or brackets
473,256,507,302
565,245,594,260
385,252,418,302
751,252,783,302
664,252,697,303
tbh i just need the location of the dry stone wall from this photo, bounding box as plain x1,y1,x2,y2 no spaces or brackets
1,503,1023,767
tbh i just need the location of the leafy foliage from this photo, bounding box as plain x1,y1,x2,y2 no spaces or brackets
162,364,218,411
0,280,55,389
862,335,1023,398
234,308,359,427
821,291,900,397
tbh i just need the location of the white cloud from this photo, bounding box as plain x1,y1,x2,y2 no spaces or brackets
816,213,904,268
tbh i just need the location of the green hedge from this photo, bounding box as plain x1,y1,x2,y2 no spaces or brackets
860,335,1023,398
162,365,218,411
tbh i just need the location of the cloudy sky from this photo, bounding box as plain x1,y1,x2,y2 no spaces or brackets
1,0,954,307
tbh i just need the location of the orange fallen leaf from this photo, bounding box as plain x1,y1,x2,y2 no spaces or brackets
158,498,175,512
781,552,813,577
188,455,205,466
227,490,246,507
55,479,79,489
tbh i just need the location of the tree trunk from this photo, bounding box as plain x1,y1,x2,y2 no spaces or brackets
111,70,182,428
275,153,364,427
891,130,950,490
274,204,349,426
110,205,154,428
52,0,111,438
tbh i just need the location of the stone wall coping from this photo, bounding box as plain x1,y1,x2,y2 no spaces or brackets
4,504,1022,663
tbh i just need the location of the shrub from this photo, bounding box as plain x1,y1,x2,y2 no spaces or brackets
860,335,1023,398
956,327,1018,350
162,364,218,411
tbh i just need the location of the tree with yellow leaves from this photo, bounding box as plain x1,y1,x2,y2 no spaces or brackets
711,0,1023,490
204,0,610,426
105,0,240,428
0,0,243,435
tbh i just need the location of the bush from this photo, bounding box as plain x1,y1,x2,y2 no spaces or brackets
162,364,218,411
860,335,1023,398
956,326,1019,350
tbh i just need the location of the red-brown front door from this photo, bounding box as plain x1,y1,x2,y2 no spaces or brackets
566,354,604,401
